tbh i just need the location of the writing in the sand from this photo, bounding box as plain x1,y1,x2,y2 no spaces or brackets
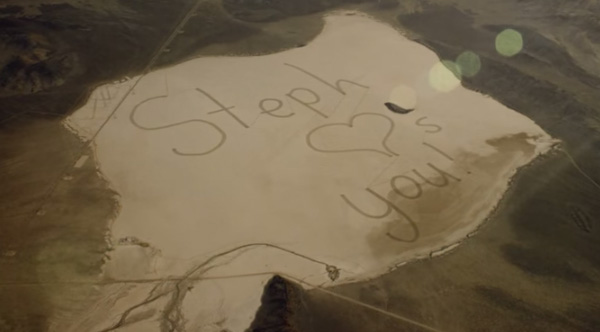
130,63,367,155
341,154,461,244
129,62,461,243
130,63,444,156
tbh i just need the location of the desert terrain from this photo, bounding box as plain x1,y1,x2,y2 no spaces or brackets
1,1,599,331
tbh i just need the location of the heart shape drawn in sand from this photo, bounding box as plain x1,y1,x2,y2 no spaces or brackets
306,112,399,157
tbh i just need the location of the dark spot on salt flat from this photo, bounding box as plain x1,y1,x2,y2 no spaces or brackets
385,102,414,114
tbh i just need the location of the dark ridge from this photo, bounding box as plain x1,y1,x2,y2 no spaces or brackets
246,275,305,332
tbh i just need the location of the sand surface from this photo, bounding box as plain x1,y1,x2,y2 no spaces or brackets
64,13,555,332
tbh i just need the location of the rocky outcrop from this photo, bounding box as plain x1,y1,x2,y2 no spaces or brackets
246,276,307,332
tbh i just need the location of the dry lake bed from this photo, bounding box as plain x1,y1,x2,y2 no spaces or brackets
2,1,600,332
62,14,555,332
